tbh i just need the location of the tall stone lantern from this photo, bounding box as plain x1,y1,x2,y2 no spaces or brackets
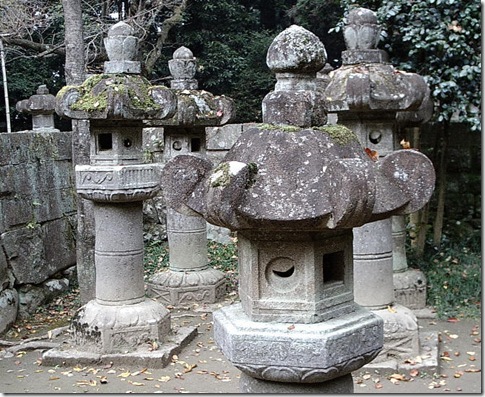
146,46,235,306
161,25,435,393
325,7,437,368
43,22,196,367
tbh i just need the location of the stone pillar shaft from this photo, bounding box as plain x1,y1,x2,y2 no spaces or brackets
353,219,394,309
166,208,208,272
94,202,145,305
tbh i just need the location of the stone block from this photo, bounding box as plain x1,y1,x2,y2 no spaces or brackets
237,230,355,323
2,217,76,285
0,289,18,334
206,124,244,151
393,269,427,310
214,303,383,383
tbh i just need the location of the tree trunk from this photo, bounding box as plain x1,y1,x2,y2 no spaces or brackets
61,0,85,85
432,121,450,247
61,0,96,304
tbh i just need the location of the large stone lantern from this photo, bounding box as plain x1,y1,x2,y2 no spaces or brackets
43,21,195,367
16,85,58,131
325,7,437,369
161,25,435,393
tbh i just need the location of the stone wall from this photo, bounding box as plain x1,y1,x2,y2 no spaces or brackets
0,131,77,334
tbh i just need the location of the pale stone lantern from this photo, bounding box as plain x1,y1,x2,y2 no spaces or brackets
325,7,438,370
160,25,435,393
43,21,196,367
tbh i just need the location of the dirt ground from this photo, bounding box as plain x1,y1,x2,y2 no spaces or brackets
0,301,481,394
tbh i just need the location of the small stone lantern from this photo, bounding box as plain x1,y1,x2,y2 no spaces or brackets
325,7,437,369
43,21,196,367
146,46,235,306
160,25,435,393
16,85,58,131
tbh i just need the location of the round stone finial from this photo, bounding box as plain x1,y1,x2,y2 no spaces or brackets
266,25,327,74
173,46,194,60
344,8,380,50
108,21,135,37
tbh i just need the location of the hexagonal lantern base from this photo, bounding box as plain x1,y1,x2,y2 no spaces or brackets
213,303,383,384
71,299,171,353
42,299,198,368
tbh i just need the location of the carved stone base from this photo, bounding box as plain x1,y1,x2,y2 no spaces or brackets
147,268,226,306
69,299,171,354
394,269,427,310
239,372,354,393
213,303,383,384
370,304,420,364
42,325,197,368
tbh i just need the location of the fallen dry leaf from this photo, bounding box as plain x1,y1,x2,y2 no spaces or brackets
447,317,459,323
400,139,411,149
157,376,171,382
287,324,295,330
469,356,476,361
465,368,481,373
409,369,419,377
118,371,131,378
375,383,383,389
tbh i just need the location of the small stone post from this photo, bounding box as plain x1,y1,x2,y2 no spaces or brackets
160,25,435,393
43,22,196,367
146,46,234,306
325,7,437,370
16,85,58,131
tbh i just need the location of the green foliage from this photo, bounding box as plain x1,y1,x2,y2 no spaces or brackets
414,242,481,319
143,239,239,291
152,0,295,122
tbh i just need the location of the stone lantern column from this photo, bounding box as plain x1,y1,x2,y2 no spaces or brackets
16,85,58,131
393,92,434,311
43,22,196,367
146,46,234,306
325,7,437,369
160,25,435,393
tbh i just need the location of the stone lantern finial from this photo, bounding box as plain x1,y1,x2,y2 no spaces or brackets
104,21,141,74
169,46,198,90
263,25,327,127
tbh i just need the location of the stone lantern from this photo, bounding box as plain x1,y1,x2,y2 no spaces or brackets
145,46,235,306
325,7,437,369
43,21,196,367
16,85,58,131
160,25,435,393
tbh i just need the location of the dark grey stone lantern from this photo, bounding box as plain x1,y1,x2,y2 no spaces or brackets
160,24,435,393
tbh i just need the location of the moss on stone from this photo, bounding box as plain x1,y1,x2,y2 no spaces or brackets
257,123,301,133
313,124,359,145
69,74,161,113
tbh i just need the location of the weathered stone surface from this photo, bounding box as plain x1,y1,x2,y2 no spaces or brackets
394,269,427,310
353,219,394,309
214,304,382,383
239,372,354,393
162,127,434,231
42,325,197,368
2,217,76,285
237,230,355,323
0,289,18,334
